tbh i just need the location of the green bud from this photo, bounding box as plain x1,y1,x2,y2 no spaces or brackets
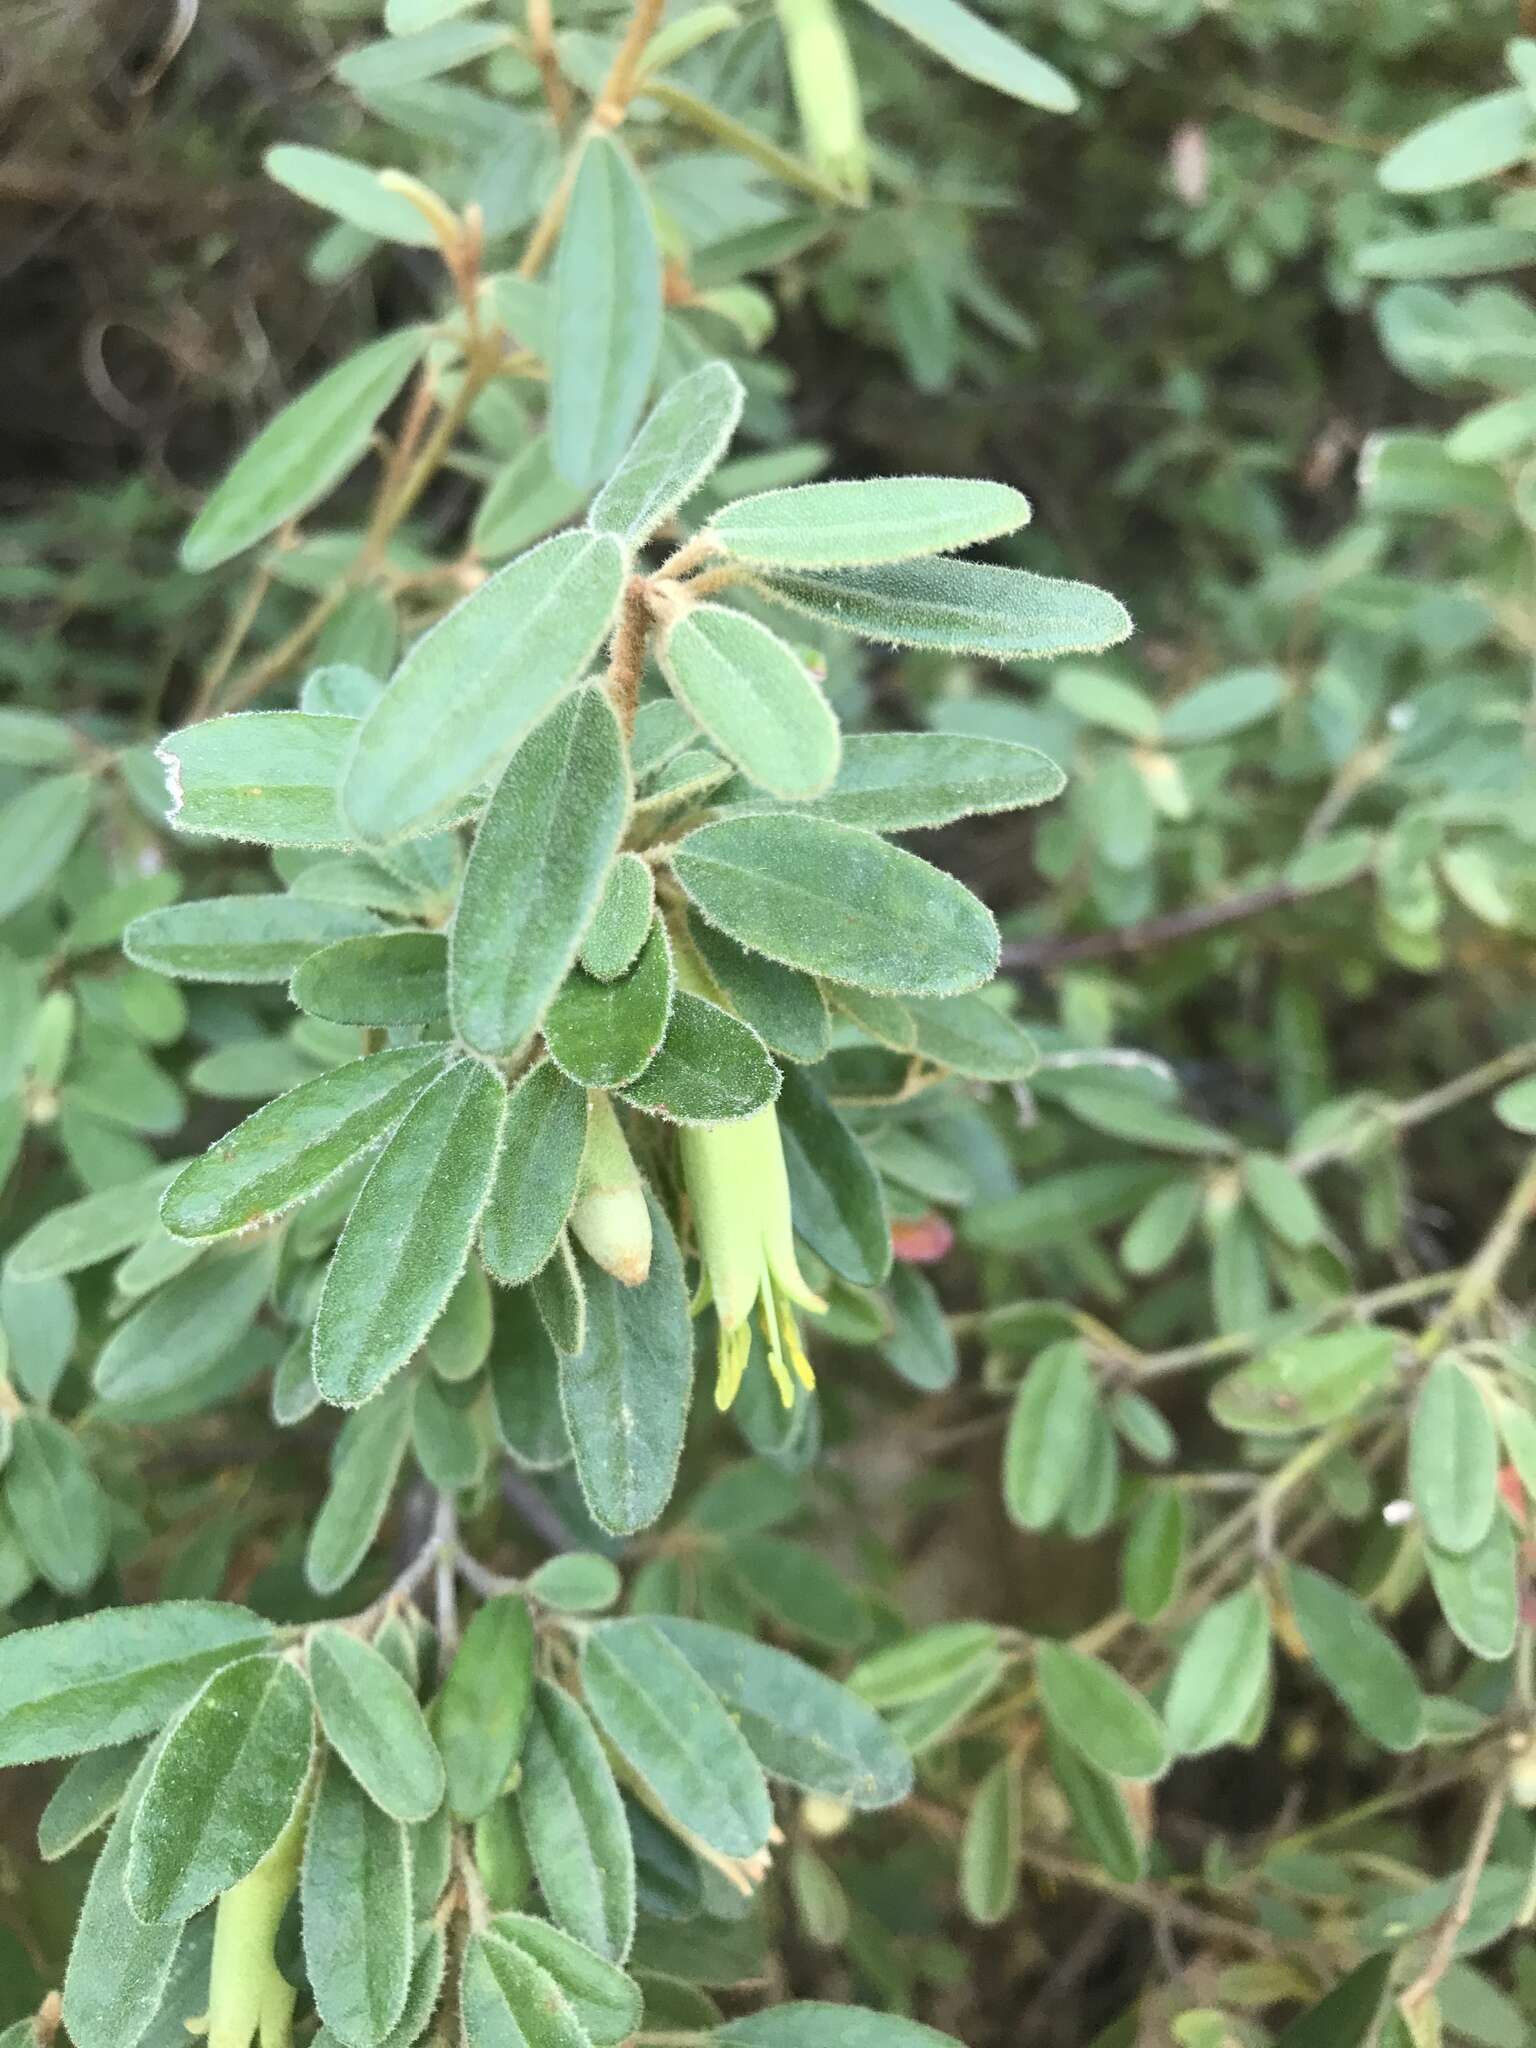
569,1092,653,1287
774,0,870,204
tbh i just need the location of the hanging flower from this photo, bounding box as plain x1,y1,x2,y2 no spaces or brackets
679,1103,826,1409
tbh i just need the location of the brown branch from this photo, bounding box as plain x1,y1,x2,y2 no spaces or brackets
1002,879,1302,971
1399,1777,1509,2014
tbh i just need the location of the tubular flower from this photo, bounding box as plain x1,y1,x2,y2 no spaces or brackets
679,1103,826,1410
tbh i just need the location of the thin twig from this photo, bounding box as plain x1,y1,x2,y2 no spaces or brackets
433,1493,460,1655
1002,879,1308,971
1399,1776,1509,2013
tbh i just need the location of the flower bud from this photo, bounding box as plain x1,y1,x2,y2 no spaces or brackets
774,0,869,204
680,1101,825,1409
569,1092,653,1287
204,1792,307,2048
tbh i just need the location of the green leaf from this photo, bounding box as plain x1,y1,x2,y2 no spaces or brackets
1051,1076,1231,1156
959,1753,1022,1926
561,1193,693,1535
651,1617,912,1808
1210,1328,1396,1437
532,1235,588,1357
306,1379,413,1593
728,1535,868,1648
754,556,1128,658
266,141,440,243
313,1059,506,1405
620,991,779,1124
673,814,998,996
473,436,588,561
552,133,663,490
125,894,380,983
965,1162,1169,1253
302,1754,414,2048
1035,1641,1169,1782
181,327,430,570
712,475,1029,569
308,1625,445,1823
527,1553,622,1613
487,1915,642,2046
580,854,655,981
1120,1179,1200,1276
94,1241,277,1412
583,1620,772,1856
1164,1583,1272,1756
517,1678,636,1962
1242,1154,1325,1248
1426,1512,1519,1663
589,360,744,543
660,604,840,800
161,1047,444,1240
5,1414,108,1594
716,2005,960,2047
728,731,1063,831
126,1652,313,1922
856,0,1077,109
1287,1564,1424,1751
686,917,830,1064
335,21,511,88
459,1927,587,2048
1003,1339,1097,1531
342,530,626,844
292,932,448,1026
1121,1486,1185,1624
1046,1731,1146,1884
157,712,357,847
1052,666,1158,741
481,1062,591,1287
1379,89,1535,195
38,1740,143,1861
545,919,675,1088
1356,224,1536,280
1410,1359,1499,1556
1161,666,1286,745
61,1754,187,2048
1494,1075,1536,1134
0,1601,270,1767
0,706,78,766
904,992,1035,1081
882,1262,958,1391
849,1624,1001,1710
1272,1955,1391,2048
450,687,630,1054
439,1593,535,1821
0,771,94,919
7,1161,180,1279
776,1062,891,1285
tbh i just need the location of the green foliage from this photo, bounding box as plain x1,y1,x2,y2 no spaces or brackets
6,6,1536,2047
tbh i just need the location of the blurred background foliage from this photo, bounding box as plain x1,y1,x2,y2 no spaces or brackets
7,1,1536,2044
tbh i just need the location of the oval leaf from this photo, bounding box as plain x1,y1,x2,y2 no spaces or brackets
582,1620,772,1857
1034,1641,1169,1782
313,1059,506,1405
660,604,840,799
181,328,430,571
712,475,1030,568
673,813,998,997
551,134,664,490
126,1653,313,1923
450,687,630,1054
342,530,625,844
308,1625,445,1823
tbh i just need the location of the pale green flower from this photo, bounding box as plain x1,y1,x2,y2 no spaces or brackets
680,1102,825,1409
